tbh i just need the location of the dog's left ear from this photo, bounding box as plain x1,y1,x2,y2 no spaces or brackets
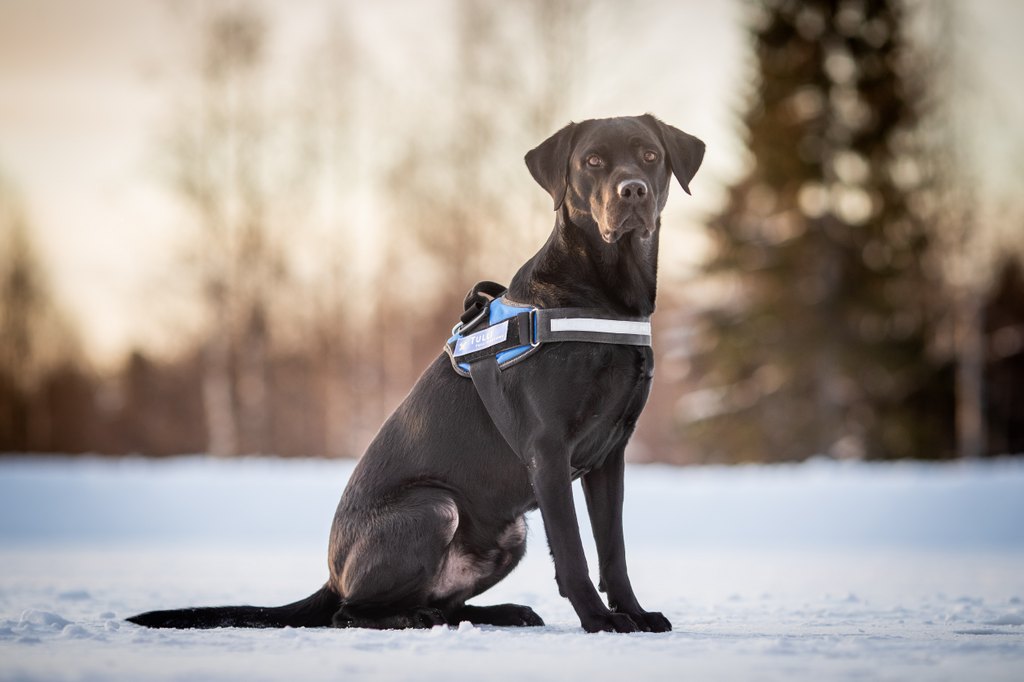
525,121,577,210
641,115,705,195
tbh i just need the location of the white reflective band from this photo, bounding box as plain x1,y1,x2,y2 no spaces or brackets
549,317,651,337
454,319,510,357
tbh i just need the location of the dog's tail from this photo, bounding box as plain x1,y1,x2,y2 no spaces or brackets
126,584,340,629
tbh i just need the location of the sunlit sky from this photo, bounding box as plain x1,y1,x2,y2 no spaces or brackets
1,0,1021,368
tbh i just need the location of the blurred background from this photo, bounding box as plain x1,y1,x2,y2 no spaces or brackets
0,0,1021,464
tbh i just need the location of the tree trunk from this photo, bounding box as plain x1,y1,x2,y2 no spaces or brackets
237,302,270,454
955,286,986,459
202,318,237,457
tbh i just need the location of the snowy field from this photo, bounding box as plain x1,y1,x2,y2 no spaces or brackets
1,455,1023,682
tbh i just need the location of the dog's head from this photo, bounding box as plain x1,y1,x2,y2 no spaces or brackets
525,115,705,244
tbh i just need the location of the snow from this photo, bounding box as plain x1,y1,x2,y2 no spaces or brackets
1,455,1023,681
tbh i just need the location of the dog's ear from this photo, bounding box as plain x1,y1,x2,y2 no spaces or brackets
641,115,705,195
525,122,577,210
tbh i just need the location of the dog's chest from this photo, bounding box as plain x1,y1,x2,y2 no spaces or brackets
566,345,654,476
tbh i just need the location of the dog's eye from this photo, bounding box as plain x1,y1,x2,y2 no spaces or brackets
585,154,605,168
643,150,659,163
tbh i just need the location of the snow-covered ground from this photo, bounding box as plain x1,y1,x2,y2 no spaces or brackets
1,455,1023,681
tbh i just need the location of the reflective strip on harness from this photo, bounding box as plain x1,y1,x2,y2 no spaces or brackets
549,317,651,337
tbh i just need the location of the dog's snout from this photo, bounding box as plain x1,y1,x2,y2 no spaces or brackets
616,179,648,202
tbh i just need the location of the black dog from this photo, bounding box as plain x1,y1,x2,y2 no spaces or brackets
128,114,704,633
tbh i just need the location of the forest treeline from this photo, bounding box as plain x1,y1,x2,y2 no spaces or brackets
1,0,1022,463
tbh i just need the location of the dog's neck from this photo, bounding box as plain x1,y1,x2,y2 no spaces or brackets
507,210,659,317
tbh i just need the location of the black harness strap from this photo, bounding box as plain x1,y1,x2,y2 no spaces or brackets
468,357,524,456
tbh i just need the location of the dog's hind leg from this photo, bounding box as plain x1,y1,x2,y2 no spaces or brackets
329,486,458,629
439,516,542,627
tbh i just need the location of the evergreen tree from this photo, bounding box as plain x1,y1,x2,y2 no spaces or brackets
680,0,953,462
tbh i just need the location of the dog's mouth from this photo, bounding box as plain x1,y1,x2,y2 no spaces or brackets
601,212,654,243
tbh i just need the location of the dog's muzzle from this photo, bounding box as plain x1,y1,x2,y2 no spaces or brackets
601,180,655,243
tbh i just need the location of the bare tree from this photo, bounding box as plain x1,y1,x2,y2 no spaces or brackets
289,13,365,457
164,5,287,456
0,170,80,450
923,1,997,459
385,0,588,306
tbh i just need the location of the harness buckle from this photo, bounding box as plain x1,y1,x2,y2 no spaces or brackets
453,304,490,338
529,308,540,348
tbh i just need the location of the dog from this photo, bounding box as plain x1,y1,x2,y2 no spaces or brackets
128,114,704,633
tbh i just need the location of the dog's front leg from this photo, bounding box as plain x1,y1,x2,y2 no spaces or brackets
582,451,672,632
529,448,640,633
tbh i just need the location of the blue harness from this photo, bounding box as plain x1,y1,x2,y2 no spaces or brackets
444,282,653,377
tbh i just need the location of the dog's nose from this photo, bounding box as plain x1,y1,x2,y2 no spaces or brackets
617,179,648,202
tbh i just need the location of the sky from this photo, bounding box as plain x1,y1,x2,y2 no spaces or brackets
0,0,1021,368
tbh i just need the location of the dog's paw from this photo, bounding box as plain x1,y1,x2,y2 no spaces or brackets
411,607,447,628
449,603,545,627
504,604,545,627
617,609,671,633
581,611,639,633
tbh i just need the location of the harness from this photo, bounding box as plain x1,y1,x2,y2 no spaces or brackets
444,281,653,453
